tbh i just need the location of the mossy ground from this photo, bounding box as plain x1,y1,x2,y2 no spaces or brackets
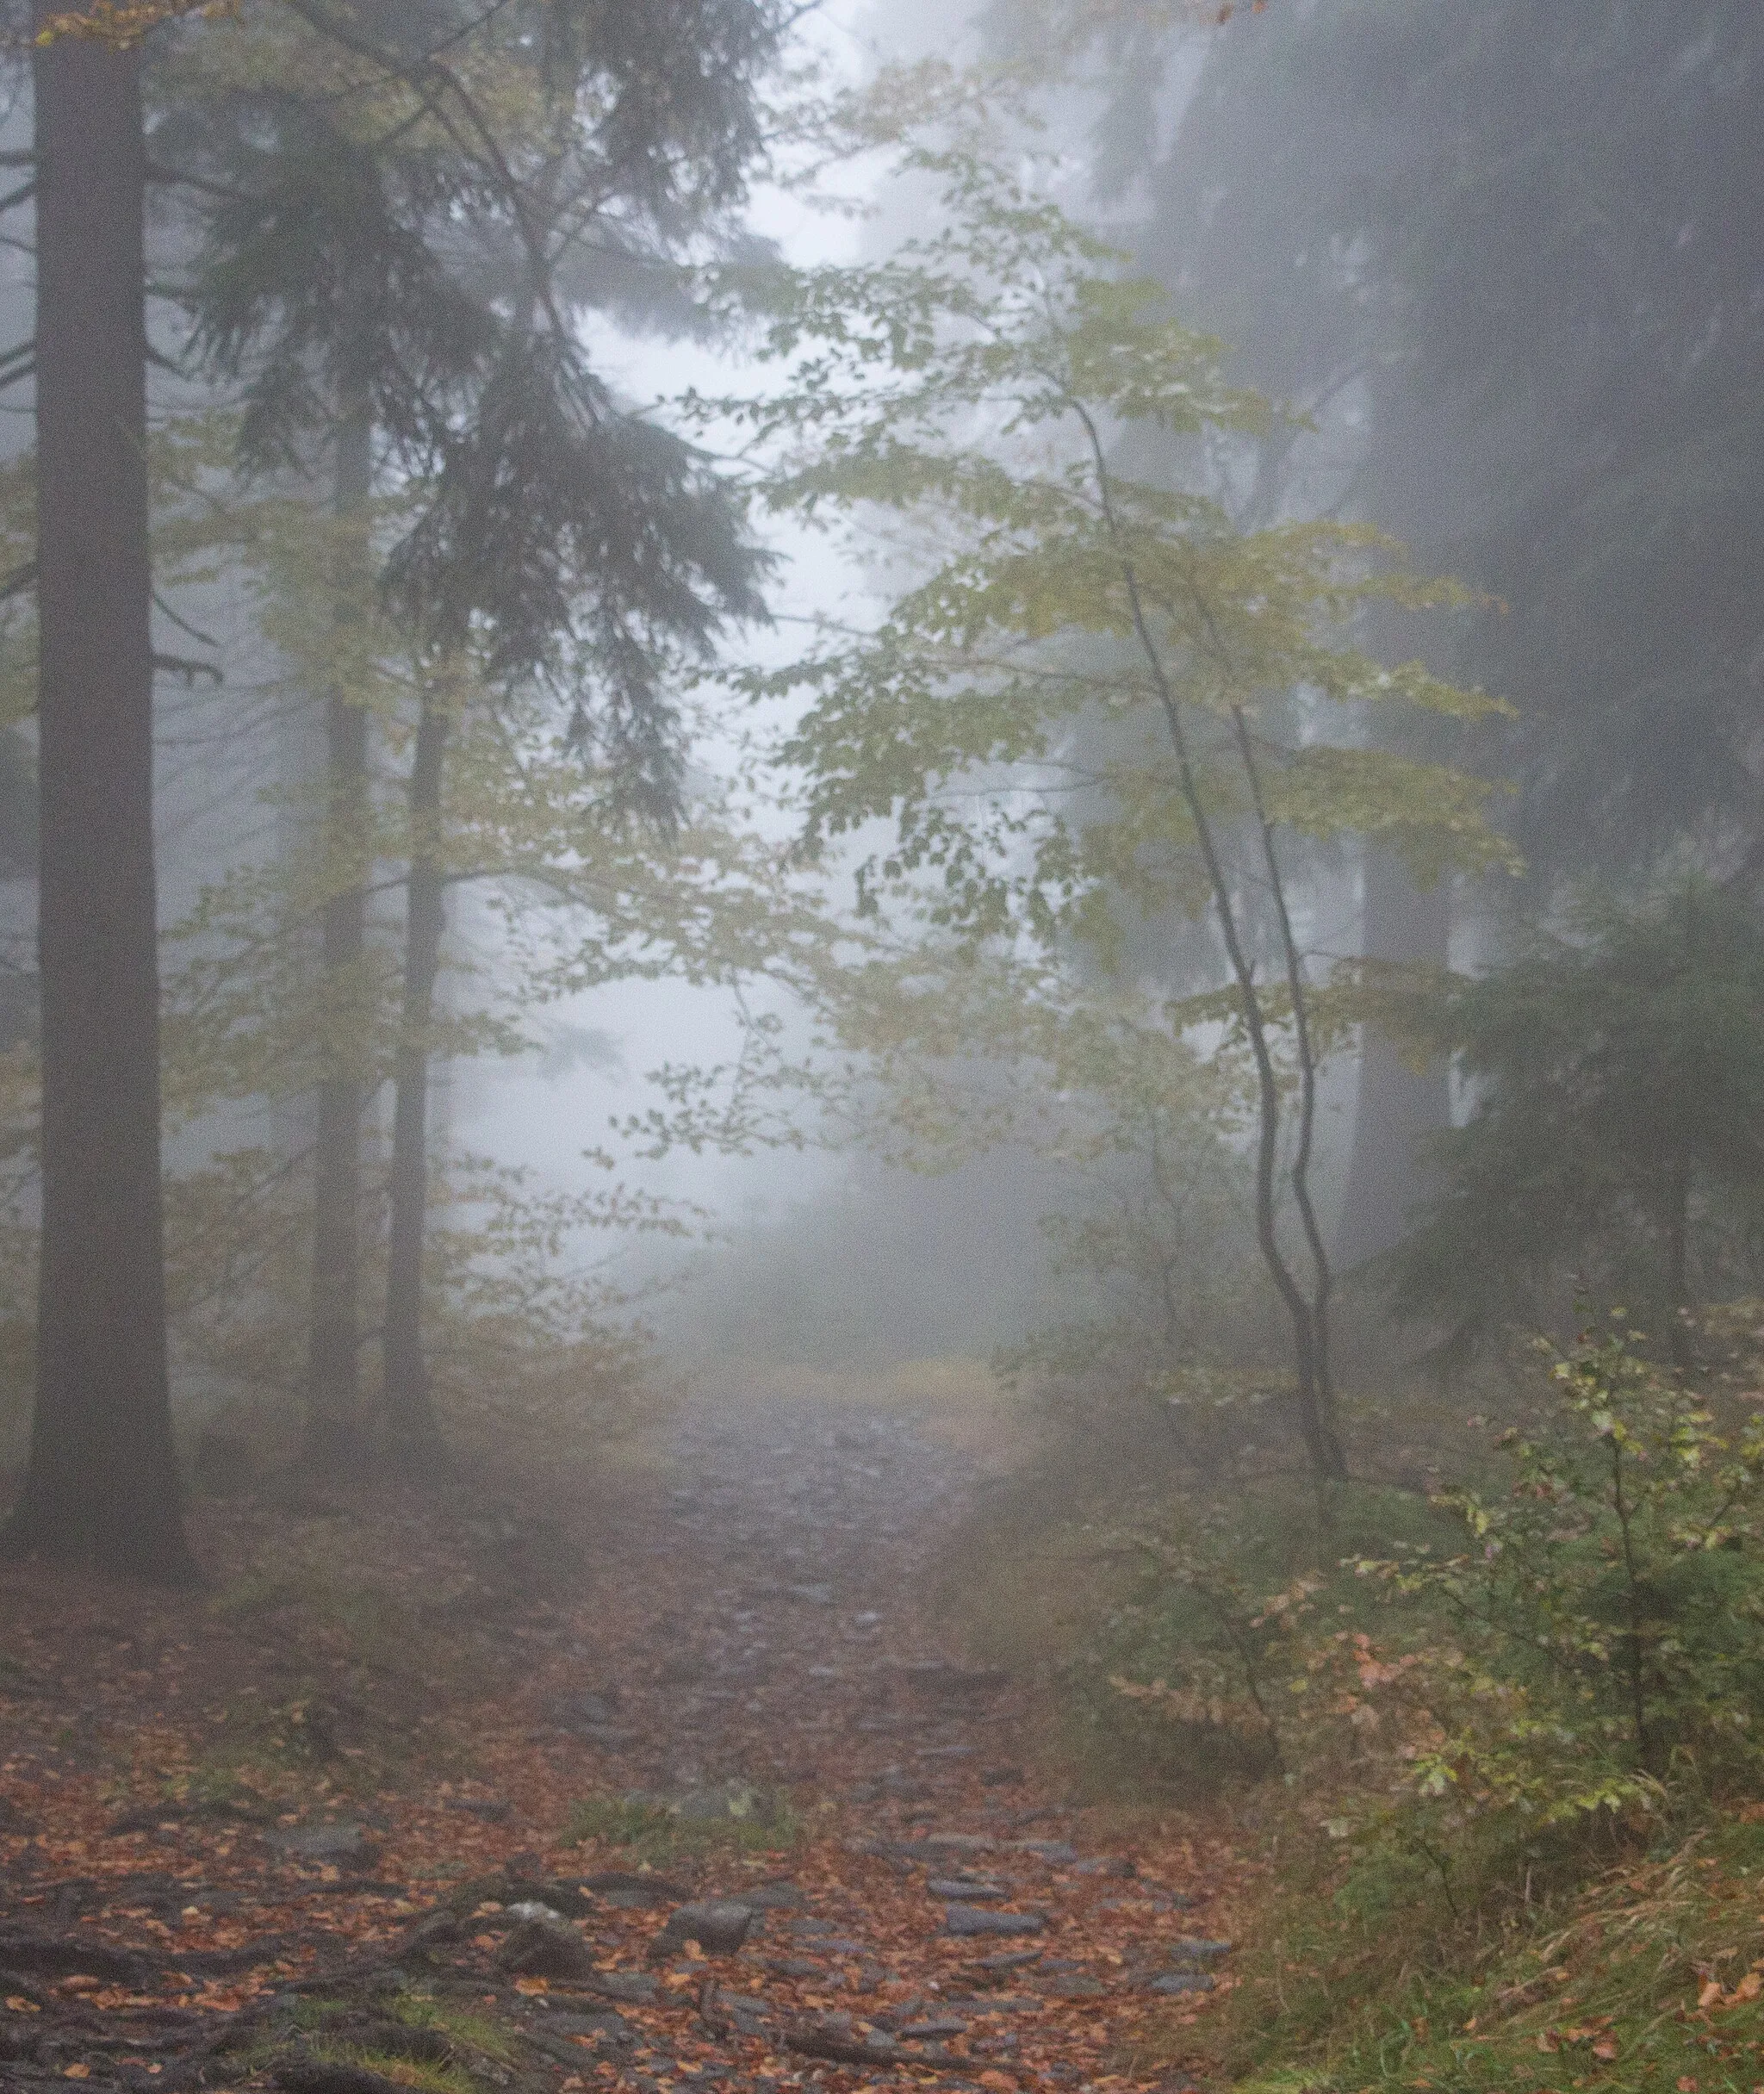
563,1790,803,1861
1116,1815,1764,2094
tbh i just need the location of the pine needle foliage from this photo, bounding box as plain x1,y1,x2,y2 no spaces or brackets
1392,880,1764,1363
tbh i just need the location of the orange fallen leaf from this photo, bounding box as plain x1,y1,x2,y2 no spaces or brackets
1699,1980,1724,2010
978,2075,1016,2091
63,2067,90,2080
1591,2037,1619,2062
1733,1971,1763,2004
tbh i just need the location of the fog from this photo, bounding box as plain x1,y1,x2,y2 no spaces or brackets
447,0,1044,1372
5,16,1764,2089
5,0,1761,1562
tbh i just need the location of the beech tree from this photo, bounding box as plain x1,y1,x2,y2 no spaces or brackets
712,153,1512,1484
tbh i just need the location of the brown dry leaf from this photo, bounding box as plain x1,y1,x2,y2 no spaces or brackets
1591,2036,1619,2061
1699,1979,1724,2009
0,1429,1256,2094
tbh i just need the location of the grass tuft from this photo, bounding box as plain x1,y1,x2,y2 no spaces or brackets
565,1788,800,1859
392,1994,520,2065
1134,1818,1764,2094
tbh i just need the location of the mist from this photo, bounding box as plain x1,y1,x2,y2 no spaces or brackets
2,10,1761,2094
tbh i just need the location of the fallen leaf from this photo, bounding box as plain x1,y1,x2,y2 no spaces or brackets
62,2066,90,2080
1592,2037,1619,2062
1699,1980,1724,2010
1733,1971,1763,2003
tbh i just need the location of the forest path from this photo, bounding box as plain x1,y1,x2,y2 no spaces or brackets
0,1388,1242,2094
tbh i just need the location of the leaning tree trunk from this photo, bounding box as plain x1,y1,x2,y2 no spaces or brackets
381,685,450,1463
302,409,373,1472
1336,847,1452,1271
3,17,194,1578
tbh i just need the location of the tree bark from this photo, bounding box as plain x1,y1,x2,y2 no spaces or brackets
302,411,373,1472
3,19,194,1578
381,684,450,1461
1666,1153,1691,1368
1337,847,1452,1271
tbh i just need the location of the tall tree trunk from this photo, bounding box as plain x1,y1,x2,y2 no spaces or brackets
382,684,449,1462
1337,847,1452,1271
1666,1154,1691,1368
3,19,193,1578
302,410,373,1472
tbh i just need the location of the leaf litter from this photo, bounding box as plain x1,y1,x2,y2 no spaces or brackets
0,1396,1246,2094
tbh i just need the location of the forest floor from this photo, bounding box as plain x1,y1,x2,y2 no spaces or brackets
0,1384,1246,2094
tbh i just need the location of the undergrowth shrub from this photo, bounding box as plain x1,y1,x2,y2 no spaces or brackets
1105,1318,1764,1902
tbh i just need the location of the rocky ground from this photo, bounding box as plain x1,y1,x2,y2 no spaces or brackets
0,1393,1242,2094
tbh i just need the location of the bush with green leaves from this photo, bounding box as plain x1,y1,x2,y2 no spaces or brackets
1109,1320,1764,1873
1354,1318,1764,1796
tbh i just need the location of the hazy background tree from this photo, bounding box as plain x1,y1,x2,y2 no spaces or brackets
1393,881,1764,1368
177,0,779,1467
984,0,1764,1270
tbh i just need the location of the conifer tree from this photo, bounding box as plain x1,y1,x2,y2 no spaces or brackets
183,0,778,1459
3,9,193,1575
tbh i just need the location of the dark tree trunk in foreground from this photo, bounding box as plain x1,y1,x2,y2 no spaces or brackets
3,19,194,1578
302,411,373,1471
1337,848,1452,1271
381,686,449,1462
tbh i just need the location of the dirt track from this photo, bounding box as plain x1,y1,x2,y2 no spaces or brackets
0,1389,1239,2093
